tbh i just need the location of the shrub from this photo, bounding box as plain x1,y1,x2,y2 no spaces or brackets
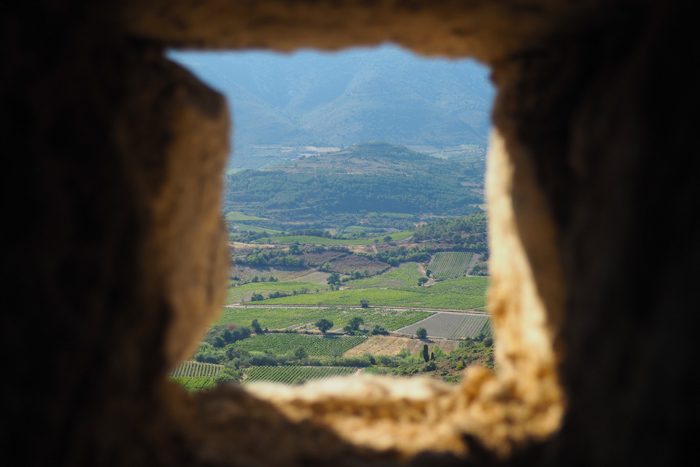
194,349,225,364
214,369,241,384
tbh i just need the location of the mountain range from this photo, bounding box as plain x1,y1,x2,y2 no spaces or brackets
170,45,494,168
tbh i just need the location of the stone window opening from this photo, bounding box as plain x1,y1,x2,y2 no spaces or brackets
6,1,695,466
159,45,553,462
143,41,565,463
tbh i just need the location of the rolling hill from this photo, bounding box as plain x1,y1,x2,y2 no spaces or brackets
223,142,485,230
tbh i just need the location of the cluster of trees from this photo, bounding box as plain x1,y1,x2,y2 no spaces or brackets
345,269,372,279
343,317,364,334
313,316,386,336
326,272,343,290
413,213,489,252
200,324,253,350
213,368,241,384
238,247,306,267
469,262,489,276
328,271,376,290
251,275,277,283
198,319,270,354
195,342,378,369
250,293,265,301
366,339,494,382
364,245,432,266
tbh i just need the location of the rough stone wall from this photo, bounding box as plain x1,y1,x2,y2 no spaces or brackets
2,0,698,466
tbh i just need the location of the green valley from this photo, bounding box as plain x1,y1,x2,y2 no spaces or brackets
172,198,493,389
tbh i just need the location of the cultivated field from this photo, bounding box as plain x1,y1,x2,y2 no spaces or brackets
225,280,328,304
169,361,224,392
229,334,366,357
228,223,281,234
480,319,492,336
344,336,414,356
216,307,434,332
258,276,489,310
289,271,332,285
298,251,345,266
229,265,312,282
428,252,473,280
170,360,224,378
344,336,459,356
325,254,389,275
243,366,357,385
346,263,423,289
225,211,268,221
169,376,216,391
397,312,491,339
